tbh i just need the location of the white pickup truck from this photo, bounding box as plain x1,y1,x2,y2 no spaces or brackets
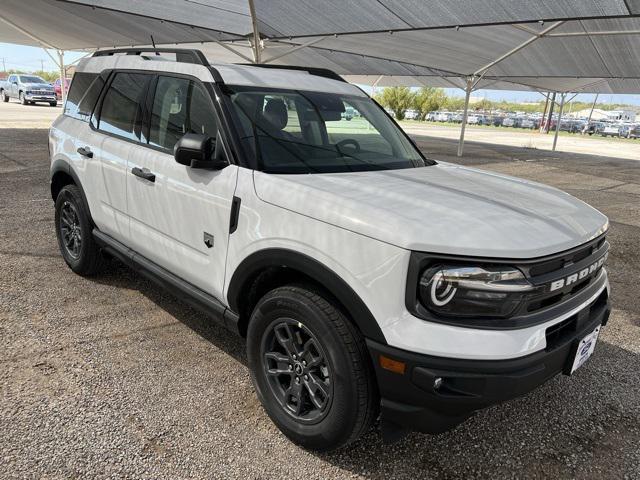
1,74,57,106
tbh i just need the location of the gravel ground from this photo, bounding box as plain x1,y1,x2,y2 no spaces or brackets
1,128,639,479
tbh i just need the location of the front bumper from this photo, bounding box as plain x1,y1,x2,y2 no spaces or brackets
367,287,611,434
25,94,56,101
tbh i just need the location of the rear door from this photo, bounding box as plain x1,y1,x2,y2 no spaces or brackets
126,74,238,298
85,71,152,241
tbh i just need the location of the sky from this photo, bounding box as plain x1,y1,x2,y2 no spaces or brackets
2,42,639,107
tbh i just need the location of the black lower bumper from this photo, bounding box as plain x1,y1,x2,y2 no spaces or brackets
367,288,611,435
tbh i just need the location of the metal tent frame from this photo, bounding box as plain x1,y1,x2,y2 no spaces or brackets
0,0,639,155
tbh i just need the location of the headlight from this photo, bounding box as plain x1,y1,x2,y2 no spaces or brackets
419,265,535,318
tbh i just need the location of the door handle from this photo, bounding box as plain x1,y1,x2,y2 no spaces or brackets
131,166,156,183
77,146,93,158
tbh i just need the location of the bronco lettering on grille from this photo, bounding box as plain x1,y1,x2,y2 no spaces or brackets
549,253,608,292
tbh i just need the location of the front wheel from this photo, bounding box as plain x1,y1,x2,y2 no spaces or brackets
54,185,104,276
247,285,378,451
19,92,27,105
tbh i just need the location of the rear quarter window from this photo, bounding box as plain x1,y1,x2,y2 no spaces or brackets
64,72,106,122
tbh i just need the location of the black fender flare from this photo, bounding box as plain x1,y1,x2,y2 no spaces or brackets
227,248,387,344
50,159,93,222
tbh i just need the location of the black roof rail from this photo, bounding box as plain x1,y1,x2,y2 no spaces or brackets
92,48,210,66
238,63,346,83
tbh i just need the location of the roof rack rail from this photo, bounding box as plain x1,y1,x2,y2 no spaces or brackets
93,48,210,66
239,63,345,83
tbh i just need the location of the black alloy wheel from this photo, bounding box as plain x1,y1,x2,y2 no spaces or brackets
247,285,378,451
54,184,104,276
261,318,333,424
59,200,82,259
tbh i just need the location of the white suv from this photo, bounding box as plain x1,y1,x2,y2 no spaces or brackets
49,48,611,451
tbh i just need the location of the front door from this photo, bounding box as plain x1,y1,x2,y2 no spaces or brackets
126,75,237,299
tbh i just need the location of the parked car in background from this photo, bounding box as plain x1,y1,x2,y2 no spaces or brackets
53,77,71,100
467,114,490,125
502,116,520,128
435,111,453,122
601,124,623,137
489,114,504,127
0,74,57,106
626,124,639,139
404,109,419,120
582,122,605,136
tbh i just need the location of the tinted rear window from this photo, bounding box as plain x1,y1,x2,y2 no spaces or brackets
65,73,105,121
97,72,150,141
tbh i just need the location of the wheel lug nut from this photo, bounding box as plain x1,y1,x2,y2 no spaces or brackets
292,354,297,360
288,364,293,370
295,377,300,383
304,374,308,380
302,360,306,366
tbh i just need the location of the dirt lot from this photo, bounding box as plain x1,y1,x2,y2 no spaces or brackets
401,121,640,161
1,125,639,479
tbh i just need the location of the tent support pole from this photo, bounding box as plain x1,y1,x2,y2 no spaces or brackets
261,37,325,64
371,74,383,98
540,93,550,133
587,94,599,123
545,92,556,133
57,50,66,105
214,40,253,63
457,76,473,157
552,93,566,152
247,0,261,63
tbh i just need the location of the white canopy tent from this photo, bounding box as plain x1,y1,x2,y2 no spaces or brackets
1,0,639,154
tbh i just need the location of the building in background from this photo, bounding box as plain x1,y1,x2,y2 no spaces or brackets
569,108,637,122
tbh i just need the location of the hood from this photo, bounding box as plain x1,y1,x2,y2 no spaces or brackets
253,163,608,258
24,83,53,90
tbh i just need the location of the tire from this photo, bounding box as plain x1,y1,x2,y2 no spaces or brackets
54,184,104,276
1,90,8,102
247,285,378,451
19,92,27,105
49,102,57,107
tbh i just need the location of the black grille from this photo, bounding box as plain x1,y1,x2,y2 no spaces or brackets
518,235,608,315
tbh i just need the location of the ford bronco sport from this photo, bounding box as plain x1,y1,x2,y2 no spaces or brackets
49,48,611,451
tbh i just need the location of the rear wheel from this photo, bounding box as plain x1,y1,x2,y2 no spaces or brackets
54,184,104,276
1,90,8,102
247,285,378,451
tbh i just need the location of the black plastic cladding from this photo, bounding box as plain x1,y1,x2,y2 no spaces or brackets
406,233,609,330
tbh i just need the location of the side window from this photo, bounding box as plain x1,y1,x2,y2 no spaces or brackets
97,72,149,141
8,75,15,83
65,73,103,121
77,74,106,121
149,76,217,151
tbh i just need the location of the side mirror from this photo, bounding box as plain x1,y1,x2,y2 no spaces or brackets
174,132,228,170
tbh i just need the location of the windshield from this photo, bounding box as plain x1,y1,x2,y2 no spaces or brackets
224,85,430,174
19,76,47,84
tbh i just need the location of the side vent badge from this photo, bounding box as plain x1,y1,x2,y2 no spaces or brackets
203,232,214,249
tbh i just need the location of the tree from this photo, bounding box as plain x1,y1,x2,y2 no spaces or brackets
413,87,447,119
375,86,415,120
33,71,60,83
442,97,464,112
